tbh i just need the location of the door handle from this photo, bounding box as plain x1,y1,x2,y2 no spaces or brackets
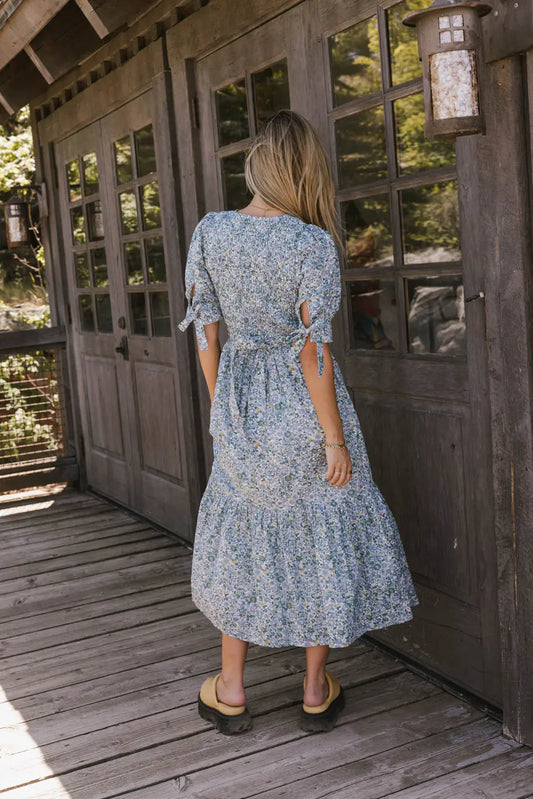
115,334,129,360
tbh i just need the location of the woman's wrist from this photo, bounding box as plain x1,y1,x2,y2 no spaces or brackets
322,423,344,443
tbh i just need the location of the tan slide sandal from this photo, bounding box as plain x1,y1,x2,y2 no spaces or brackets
299,669,345,732
197,672,253,734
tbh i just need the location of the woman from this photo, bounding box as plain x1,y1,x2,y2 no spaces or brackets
178,109,419,735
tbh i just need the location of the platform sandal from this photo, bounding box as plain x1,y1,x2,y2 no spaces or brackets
197,672,253,734
299,669,345,732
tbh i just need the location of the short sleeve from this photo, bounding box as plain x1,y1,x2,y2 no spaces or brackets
295,228,342,376
177,214,223,349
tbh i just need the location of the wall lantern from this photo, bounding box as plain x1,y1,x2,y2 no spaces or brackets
3,183,47,249
403,0,492,141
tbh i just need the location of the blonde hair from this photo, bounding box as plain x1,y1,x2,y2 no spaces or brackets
243,109,344,255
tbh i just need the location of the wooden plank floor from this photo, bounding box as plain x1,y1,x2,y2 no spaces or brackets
1,485,532,799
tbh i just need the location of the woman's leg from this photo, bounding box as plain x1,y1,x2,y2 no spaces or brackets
217,632,249,706
304,644,330,705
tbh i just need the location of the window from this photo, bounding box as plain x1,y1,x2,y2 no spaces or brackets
214,59,290,209
112,123,170,337
327,1,464,358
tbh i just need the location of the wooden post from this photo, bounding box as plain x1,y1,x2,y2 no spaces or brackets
467,54,533,745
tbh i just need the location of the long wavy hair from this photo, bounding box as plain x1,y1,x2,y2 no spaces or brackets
243,109,344,255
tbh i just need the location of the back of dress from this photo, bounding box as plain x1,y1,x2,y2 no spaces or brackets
178,210,341,375
178,209,350,509
177,209,419,648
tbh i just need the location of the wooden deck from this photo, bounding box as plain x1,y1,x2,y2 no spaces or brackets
1,485,532,799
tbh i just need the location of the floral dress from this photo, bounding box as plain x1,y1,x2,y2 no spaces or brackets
178,210,419,647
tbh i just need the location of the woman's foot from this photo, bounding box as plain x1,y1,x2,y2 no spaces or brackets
303,673,329,706
216,672,246,706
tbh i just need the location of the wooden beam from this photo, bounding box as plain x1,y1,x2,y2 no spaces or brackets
0,326,67,354
82,0,160,39
482,1,533,63
0,0,69,72
74,0,110,38
23,44,54,84
0,50,49,113
29,2,102,84
467,55,533,745
0,90,15,116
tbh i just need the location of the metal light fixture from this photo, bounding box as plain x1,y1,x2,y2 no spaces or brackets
2,183,47,249
403,0,492,140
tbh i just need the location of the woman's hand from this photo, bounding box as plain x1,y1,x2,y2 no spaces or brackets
324,444,352,486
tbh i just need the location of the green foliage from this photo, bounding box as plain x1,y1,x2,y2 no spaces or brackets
0,105,35,192
0,104,46,305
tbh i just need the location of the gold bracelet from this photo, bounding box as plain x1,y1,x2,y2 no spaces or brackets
324,439,346,449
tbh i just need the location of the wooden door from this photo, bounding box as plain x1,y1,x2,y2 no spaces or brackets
308,0,501,705
56,120,133,506
56,90,201,540
193,0,501,705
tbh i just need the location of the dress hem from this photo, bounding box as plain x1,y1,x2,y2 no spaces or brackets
192,596,420,649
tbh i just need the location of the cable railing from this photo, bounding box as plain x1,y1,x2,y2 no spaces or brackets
0,326,75,483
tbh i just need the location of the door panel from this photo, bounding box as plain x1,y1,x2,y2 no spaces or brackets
57,89,201,540
57,120,133,506
312,0,500,704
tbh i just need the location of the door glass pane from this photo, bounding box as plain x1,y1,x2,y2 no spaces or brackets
129,292,148,335
95,293,113,333
82,152,99,195
134,124,156,176
394,92,455,175
124,241,143,285
119,190,139,233
221,152,250,209
114,135,133,184
78,294,94,332
90,247,108,287
145,237,166,283
215,79,249,146
336,106,387,188
140,181,161,229
401,179,461,264
252,59,290,131
387,0,425,86
349,279,398,350
74,252,90,287
341,196,393,269
66,159,81,202
70,207,85,244
150,291,171,336
329,15,381,106
406,275,465,356
87,200,105,241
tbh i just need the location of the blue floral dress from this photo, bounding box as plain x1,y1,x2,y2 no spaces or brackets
178,210,419,647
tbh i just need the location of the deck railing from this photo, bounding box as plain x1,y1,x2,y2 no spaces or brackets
0,326,78,490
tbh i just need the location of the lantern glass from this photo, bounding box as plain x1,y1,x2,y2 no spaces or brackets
430,50,479,120
5,201,29,247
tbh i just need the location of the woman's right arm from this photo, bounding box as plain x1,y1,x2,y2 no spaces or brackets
299,300,352,487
